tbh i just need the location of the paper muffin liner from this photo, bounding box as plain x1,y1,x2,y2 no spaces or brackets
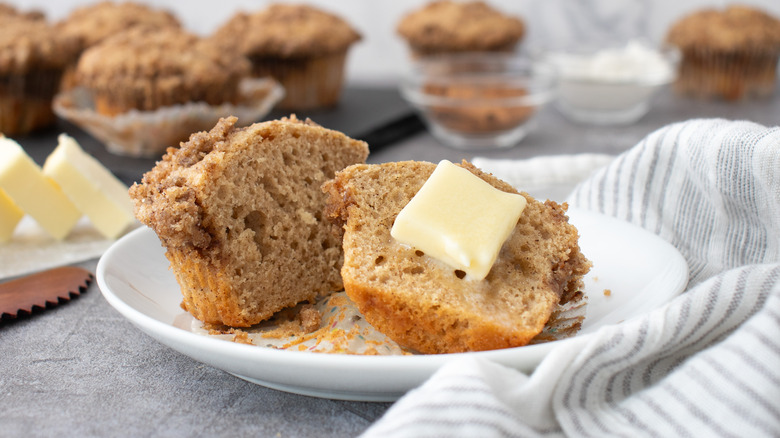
164,248,233,326
187,289,587,355
0,69,63,135
191,292,413,355
674,47,779,100
530,292,588,344
52,77,284,158
250,52,347,110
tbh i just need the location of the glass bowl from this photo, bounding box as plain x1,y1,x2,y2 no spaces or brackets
400,54,556,150
544,41,679,125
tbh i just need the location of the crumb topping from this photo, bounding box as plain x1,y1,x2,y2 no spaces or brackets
667,5,780,51
211,4,361,58
77,27,247,84
74,27,250,111
130,116,238,250
0,19,80,72
397,0,525,53
0,3,44,21
57,1,181,51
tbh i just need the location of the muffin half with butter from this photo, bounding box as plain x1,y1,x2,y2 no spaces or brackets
323,160,591,354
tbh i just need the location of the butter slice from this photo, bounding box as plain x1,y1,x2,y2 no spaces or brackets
391,160,527,280
0,188,23,243
0,136,81,240
43,134,135,239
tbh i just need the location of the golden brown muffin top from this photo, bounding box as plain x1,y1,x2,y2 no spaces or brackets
666,5,780,51
57,1,181,51
210,3,361,58
397,1,525,53
131,114,367,250
0,2,45,21
75,27,250,93
0,19,80,73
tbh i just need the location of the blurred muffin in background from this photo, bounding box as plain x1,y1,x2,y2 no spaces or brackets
210,3,361,110
74,27,250,117
56,1,182,89
0,2,44,21
58,26,256,157
397,0,525,58
666,5,780,100
58,1,181,52
0,9,79,135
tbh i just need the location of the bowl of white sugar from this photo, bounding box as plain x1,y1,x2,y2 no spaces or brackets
544,40,678,125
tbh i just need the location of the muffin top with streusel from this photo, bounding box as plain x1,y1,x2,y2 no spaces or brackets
74,27,250,109
57,1,181,51
397,1,525,54
0,18,80,73
0,2,45,21
210,3,361,58
666,5,780,51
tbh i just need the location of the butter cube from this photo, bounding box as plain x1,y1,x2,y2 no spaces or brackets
43,134,135,239
391,160,527,280
0,188,23,243
0,136,81,240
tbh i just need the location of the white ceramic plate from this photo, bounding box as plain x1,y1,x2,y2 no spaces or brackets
96,208,688,402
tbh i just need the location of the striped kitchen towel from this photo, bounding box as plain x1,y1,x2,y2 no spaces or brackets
362,119,780,438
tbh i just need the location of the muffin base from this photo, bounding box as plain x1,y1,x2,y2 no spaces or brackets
249,52,348,110
0,97,56,136
165,247,248,327
675,48,779,100
86,78,246,117
0,70,63,135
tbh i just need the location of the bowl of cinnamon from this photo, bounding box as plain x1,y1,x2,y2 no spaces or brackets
400,53,555,150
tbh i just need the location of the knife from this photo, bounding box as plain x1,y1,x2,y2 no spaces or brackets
353,111,426,152
0,266,93,320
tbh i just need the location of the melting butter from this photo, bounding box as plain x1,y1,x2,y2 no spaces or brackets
390,160,526,280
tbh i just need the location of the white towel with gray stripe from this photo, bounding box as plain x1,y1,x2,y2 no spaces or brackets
362,118,780,438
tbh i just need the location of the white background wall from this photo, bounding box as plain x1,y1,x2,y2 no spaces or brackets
8,0,780,85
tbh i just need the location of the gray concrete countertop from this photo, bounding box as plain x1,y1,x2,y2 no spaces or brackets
2,86,778,437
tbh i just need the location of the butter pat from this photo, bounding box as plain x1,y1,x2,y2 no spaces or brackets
0,188,23,243
0,136,81,240
391,160,527,280
43,134,135,239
